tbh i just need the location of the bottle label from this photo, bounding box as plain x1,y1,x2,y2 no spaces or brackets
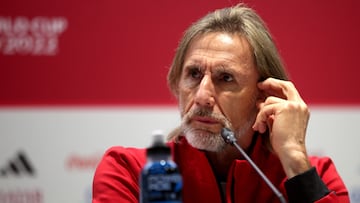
142,173,182,203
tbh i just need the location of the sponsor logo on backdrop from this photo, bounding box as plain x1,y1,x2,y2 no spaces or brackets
0,188,43,203
0,151,36,177
66,153,102,170
0,16,68,56
65,153,100,203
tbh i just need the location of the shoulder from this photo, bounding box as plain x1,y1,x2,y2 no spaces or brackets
308,156,339,177
99,146,147,170
308,156,336,173
105,146,147,159
94,146,147,183
308,156,348,193
92,147,147,202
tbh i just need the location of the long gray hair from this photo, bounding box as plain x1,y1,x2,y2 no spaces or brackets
167,4,288,141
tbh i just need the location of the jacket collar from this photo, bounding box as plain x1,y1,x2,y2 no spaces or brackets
170,134,286,202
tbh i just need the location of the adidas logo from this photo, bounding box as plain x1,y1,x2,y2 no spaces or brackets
0,151,36,177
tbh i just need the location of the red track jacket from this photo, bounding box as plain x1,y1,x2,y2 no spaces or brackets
93,136,349,203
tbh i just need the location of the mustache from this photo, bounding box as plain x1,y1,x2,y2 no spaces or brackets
182,108,232,129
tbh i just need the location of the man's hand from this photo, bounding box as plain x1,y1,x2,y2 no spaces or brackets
252,78,311,178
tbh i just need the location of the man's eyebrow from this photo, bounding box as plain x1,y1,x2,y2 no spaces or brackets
183,62,203,70
213,65,235,75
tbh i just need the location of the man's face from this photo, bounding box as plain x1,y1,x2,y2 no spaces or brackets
177,32,260,152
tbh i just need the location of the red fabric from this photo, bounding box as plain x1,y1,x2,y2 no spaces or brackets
92,137,349,203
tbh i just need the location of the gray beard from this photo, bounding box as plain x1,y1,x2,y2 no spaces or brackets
180,112,256,152
183,127,226,152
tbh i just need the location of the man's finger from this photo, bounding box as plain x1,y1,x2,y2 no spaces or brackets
258,78,301,101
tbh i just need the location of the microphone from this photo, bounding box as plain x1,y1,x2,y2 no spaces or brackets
221,128,286,203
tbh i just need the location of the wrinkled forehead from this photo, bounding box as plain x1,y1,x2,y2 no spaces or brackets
184,32,254,67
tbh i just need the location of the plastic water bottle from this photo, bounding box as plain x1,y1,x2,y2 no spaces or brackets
140,131,183,203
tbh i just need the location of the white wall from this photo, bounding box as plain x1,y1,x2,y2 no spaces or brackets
0,106,359,202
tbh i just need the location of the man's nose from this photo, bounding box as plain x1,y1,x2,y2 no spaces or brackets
195,75,215,107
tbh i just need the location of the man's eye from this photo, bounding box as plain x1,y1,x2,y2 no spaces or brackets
221,73,233,82
190,69,202,79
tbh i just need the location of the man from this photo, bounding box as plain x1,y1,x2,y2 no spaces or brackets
93,4,349,203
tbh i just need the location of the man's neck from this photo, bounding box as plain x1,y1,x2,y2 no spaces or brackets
204,132,258,182
205,147,241,182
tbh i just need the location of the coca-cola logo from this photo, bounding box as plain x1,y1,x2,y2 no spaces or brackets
65,153,102,170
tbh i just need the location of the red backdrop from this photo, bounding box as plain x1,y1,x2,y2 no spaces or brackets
1,0,359,106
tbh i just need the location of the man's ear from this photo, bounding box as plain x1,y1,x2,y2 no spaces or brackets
172,86,179,98
169,89,179,101
256,76,267,101
256,88,266,103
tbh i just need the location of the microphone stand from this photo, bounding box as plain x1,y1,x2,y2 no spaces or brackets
221,128,287,203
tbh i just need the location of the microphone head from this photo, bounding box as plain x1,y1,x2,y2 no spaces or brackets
220,128,237,145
